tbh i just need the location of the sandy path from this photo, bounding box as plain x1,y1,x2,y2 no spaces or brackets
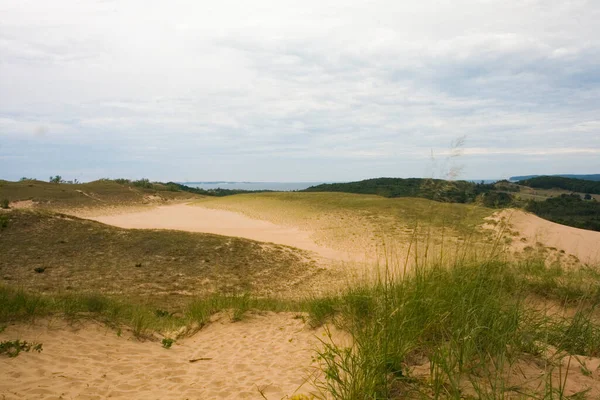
0,313,334,400
492,209,600,264
88,203,352,262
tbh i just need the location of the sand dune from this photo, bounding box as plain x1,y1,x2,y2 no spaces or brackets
87,203,352,262
491,209,600,264
0,313,334,399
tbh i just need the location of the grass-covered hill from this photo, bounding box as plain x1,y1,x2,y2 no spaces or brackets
0,179,200,209
0,210,321,304
518,176,600,195
0,178,265,210
303,177,513,207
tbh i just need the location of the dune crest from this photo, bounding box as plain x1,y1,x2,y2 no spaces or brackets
87,203,353,262
490,209,600,263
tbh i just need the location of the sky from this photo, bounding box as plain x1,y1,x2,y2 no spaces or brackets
1,0,599,182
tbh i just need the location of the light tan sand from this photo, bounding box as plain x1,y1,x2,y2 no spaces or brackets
87,203,353,262
488,209,600,264
7,200,34,209
0,313,342,399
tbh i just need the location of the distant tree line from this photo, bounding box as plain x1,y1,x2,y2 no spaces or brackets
103,178,268,197
519,176,600,195
48,176,79,184
525,194,600,232
302,178,515,208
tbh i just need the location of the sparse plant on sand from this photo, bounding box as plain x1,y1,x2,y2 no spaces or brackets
162,338,175,349
0,199,9,209
0,214,8,229
0,340,43,357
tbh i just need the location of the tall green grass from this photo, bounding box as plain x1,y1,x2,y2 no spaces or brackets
0,287,306,338
311,257,600,399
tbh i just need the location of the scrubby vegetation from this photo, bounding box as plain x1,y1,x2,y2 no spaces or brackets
313,257,600,398
0,178,200,209
0,178,269,211
303,178,516,208
304,178,495,203
2,251,599,397
0,285,305,337
163,181,270,197
0,339,43,358
519,176,600,195
0,210,322,302
525,194,600,232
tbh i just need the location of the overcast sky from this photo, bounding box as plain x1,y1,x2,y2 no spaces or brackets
1,0,599,182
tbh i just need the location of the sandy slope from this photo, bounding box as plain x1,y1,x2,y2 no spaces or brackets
0,313,338,400
490,209,600,264
87,203,352,262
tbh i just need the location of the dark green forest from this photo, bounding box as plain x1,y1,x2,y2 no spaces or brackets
303,178,514,207
518,176,600,195
525,194,600,232
163,182,270,197
511,174,600,182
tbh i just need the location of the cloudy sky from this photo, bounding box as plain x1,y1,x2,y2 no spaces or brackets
1,0,599,182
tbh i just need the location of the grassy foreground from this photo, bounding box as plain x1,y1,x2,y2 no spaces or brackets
313,258,600,399
2,249,599,398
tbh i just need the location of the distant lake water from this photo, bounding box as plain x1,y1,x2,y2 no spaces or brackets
182,179,499,192
182,182,331,191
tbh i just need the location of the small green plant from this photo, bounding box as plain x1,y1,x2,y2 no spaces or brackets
0,214,8,229
0,199,9,209
162,338,175,349
307,297,337,328
132,311,150,339
0,340,43,357
155,309,171,318
231,293,251,322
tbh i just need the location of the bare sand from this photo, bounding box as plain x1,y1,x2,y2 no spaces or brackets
488,209,600,264
0,313,342,399
87,203,353,262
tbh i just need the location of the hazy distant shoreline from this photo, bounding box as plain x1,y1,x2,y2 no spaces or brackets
181,181,333,191
180,180,500,191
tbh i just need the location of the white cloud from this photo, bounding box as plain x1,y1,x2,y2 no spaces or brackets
0,0,599,181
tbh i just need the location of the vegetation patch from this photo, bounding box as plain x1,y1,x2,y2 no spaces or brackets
312,259,600,399
0,340,43,358
303,177,513,206
519,176,600,195
0,210,322,304
525,194,600,231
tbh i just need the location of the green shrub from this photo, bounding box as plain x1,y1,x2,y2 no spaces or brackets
0,199,9,209
132,178,153,189
0,214,8,229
